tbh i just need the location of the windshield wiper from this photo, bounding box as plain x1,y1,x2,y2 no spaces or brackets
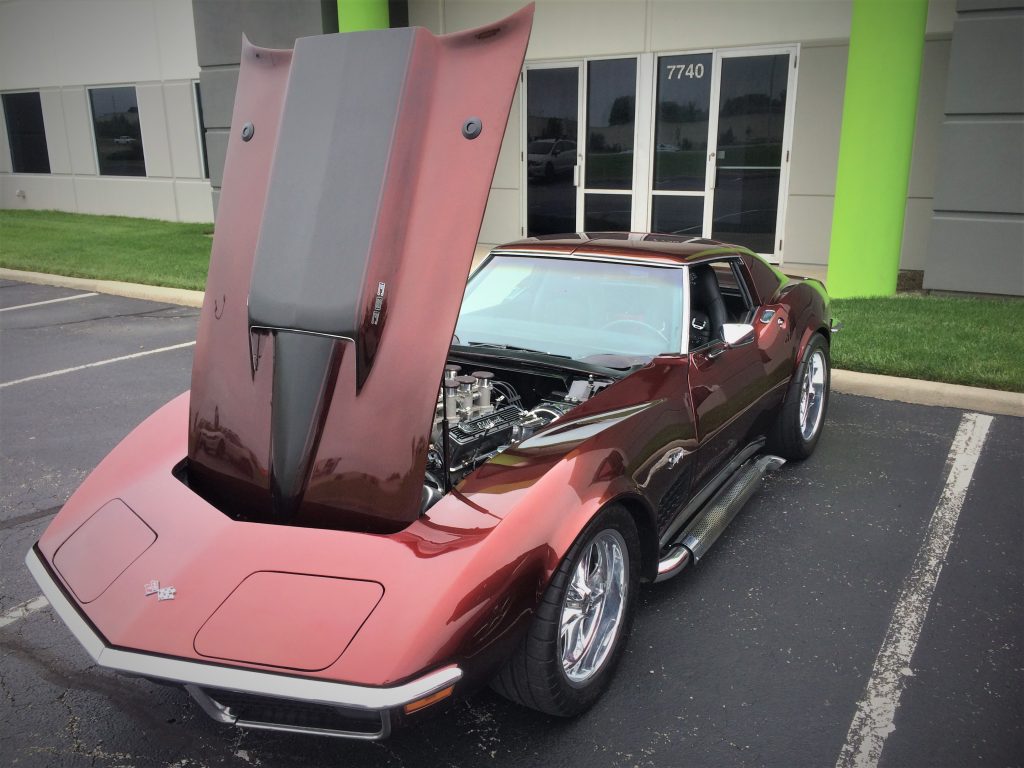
464,342,570,359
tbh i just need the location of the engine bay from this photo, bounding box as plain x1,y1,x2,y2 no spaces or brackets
423,360,614,508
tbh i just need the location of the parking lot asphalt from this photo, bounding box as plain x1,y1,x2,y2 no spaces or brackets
1,281,1020,768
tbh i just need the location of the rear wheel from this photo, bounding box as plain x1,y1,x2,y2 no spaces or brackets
491,504,640,716
768,333,830,460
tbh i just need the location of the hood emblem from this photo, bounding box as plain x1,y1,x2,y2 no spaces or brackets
145,580,177,601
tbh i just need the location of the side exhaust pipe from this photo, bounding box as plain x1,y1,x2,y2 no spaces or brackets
655,454,785,583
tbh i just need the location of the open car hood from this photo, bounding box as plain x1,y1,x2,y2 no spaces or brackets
188,7,533,532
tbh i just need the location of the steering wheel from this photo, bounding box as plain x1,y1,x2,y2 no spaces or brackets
601,318,669,346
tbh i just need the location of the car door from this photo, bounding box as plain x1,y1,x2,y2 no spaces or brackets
686,258,787,488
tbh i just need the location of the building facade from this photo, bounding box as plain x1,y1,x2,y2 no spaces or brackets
1,0,1021,296
0,0,212,222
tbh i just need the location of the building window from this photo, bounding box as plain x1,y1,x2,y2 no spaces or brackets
2,91,50,174
89,86,146,177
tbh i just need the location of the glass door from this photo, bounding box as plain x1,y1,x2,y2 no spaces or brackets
525,65,581,237
650,53,713,237
648,48,795,259
709,52,792,254
581,58,638,231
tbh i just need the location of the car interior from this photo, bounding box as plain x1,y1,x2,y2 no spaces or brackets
688,261,755,351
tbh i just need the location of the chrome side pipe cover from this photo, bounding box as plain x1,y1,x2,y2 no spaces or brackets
655,454,785,583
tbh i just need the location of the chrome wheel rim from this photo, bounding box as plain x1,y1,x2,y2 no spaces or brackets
559,529,628,684
799,349,827,440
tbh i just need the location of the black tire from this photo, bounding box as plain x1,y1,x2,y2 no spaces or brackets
768,333,830,460
490,504,641,717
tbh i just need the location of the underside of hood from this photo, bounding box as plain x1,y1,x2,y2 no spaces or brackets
187,7,533,532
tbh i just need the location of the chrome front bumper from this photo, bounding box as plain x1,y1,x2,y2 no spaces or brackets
25,547,462,739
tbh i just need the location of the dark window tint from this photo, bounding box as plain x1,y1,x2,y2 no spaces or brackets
653,53,711,191
585,58,636,190
651,195,703,236
89,87,146,177
3,92,50,174
712,54,789,253
716,54,788,168
526,67,579,236
584,193,631,231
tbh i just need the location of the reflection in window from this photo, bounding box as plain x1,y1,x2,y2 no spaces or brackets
585,58,636,190
651,195,704,237
712,54,789,253
89,86,146,177
653,54,711,192
584,193,631,231
526,67,579,236
716,55,788,168
2,92,50,174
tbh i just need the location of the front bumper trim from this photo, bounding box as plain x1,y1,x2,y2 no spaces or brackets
25,547,462,716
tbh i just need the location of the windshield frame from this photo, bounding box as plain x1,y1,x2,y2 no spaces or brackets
458,250,690,360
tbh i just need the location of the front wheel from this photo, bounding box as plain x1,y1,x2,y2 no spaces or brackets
768,333,830,460
490,504,640,716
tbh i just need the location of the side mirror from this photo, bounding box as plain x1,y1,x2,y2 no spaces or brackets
722,323,755,347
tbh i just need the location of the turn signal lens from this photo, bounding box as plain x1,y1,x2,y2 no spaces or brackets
403,685,455,714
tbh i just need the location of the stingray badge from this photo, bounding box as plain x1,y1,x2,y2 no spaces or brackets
144,579,176,601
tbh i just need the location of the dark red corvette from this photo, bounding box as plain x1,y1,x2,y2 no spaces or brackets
26,5,835,741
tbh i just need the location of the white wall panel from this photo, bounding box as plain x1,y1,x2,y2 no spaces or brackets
0,174,77,210
650,0,851,51
164,83,204,179
788,44,846,197
174,180,215,222
493,85,521,190
61,88,97,176
137,84,172,178
156,0,201,79
479,187,521,245
0,0,199,91
782,195,834,265
74,176,177,219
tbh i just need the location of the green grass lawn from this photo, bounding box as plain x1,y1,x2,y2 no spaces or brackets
831,294,1024,393
1,210,1021,391
0,209,212,291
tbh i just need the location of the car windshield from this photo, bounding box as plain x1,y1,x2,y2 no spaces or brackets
455,254,684,360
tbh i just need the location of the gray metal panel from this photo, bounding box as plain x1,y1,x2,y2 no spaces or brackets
933,119,1024,214
957,0,1024,11
198,68,239,130
192,0,328,68
924,215,1024,295
945,14,1024,115
247,28,415,338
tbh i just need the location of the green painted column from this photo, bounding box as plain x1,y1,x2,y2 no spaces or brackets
827,0,928,298
337,0,389,32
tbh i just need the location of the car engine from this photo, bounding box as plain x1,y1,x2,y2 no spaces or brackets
423,365,611,508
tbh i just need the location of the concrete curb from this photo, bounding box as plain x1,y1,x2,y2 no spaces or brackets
3,267,1021,418
831,369,1023,418
0,268,204,308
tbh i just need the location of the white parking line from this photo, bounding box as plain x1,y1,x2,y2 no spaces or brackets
836,411,994,768
0,292,99,313
0,595,50,629
0,340,196,389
